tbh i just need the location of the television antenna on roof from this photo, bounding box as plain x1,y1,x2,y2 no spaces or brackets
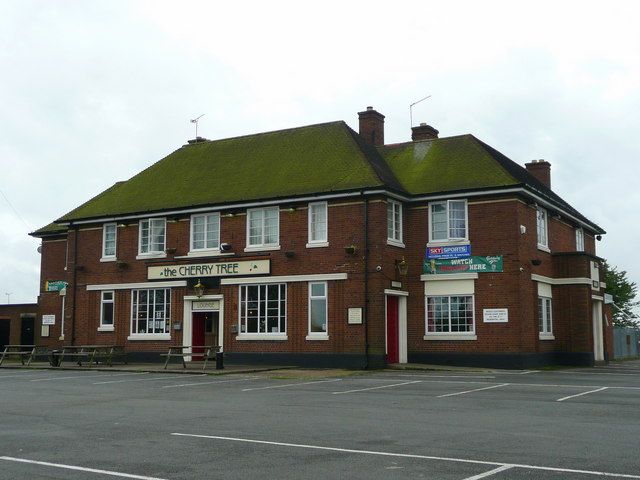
409,95,431,128
190,114,205,139
5,292,12,304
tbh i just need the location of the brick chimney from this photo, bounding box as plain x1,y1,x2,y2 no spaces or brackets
525,159,551,188
358,106,385,146
411,123,439,141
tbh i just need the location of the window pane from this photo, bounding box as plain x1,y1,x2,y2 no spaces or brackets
431,203,447,240
311,283,325,297
140,220,150,253
310,203,327,242
310,299,326,332
449,201,466,239
102,303,113,326
206,214,220,248
131,288,170,335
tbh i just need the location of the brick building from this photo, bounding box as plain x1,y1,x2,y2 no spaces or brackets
30,107,612,368
0,303,38,351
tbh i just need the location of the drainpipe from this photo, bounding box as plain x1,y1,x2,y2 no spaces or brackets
363,192,370,369
70,225,79,345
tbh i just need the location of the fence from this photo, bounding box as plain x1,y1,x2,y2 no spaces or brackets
613,327,640,359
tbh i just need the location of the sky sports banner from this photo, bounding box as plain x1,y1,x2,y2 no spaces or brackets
426,244,471,259
423,256,503,274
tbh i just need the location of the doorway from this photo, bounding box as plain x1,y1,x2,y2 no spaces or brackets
20,317,34,345
385,291,408,364
0,320,10,350
191,311,219,360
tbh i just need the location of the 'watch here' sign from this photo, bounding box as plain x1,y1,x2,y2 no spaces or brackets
148,259,270,280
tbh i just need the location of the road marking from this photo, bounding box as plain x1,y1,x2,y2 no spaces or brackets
0,456,169,480
30,372,146,382
437,383,509,398
0,371,48,379
551,370,640,376
463,465,514,479
242,378,342,392
162,377,260,388
94,373,203,385
557,387,609,402
170,433,640,478
377,377,640,391
398,374,496,379
332,380,421,395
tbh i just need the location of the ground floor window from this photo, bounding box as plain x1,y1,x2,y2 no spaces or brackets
426,295,474,334
100,291,114,329
538,296,553,337
308,282,327,336
131,288,171,335
239,284,286,334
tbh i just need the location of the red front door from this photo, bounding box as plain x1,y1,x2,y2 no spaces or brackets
386,296,399,364
192,312,205,360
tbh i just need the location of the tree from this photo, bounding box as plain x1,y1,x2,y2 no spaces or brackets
603,262,639,327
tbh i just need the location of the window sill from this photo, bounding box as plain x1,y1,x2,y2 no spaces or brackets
306,242,329,248
100,257,117,263
539,333,555,340
387,239,405,248
537,244,551,253
136,253,167,260
97,326,114,332
426,240,469,248
127,334,171,341
424,334,477,341
306,334,329,341
175,250,235,259
236,334,288,341
244,245,281,253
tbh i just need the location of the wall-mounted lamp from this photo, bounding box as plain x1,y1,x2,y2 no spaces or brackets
117,223,127,228
345,244,357,256
220,243,232,251
193,279,205,298
283,207,296,213
531,259,542,266
396,257,409,276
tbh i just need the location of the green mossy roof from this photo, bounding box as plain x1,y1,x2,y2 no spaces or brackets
57,121,390,222
380,135,519,195
31,222,68,236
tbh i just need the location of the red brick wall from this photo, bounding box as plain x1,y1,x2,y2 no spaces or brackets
0,304,38,346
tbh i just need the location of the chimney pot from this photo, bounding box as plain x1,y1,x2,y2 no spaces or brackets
525,159,552,188
358,107,385,146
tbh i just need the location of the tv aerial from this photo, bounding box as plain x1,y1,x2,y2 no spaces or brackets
190,114,205,139
409,95,431,127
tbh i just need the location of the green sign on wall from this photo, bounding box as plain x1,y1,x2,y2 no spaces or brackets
423,256,503,274
45,280,67,292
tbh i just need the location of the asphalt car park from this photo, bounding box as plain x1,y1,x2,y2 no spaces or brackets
1,362,639,479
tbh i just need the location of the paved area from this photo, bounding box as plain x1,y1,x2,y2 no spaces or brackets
1,361,639,479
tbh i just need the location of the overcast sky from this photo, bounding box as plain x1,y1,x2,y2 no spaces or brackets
1,0,638,311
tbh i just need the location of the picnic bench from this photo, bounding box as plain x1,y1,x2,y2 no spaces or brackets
0,345,40,366
52,345,127,367
161,345,222,371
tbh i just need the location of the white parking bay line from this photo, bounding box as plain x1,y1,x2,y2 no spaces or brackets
398,374,496,379
94,373,204,385
242,378,342,392
162,377,260,388
462,465,514,479
332,380,421,395
557,387,608,402
30,372,146,382
0,456,169,480
437,383,509,398
170,433,640,479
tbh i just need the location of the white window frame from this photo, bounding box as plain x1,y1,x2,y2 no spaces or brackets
137,218,167,258
245,207,280,252
538,296,553,339
536,207,549,251
428,199,468,244
190,212,221,252
307,281,328,340
237,284,287,340
387,200,404,247
424,294,476,339
307,202,328,248
128,288,171,340
98,290,115,332
101,223,117,261
575,228,584,252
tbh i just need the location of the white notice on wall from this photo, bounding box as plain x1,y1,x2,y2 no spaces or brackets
348,308,363,324
483,308,508,323
42,314,56,326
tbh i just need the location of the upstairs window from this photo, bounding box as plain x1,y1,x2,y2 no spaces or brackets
387,200,403,245
575,228,584,251
139,218,166,255
308,202,328,244
247,207,279,248
536,208,548,249
191,213,220,251
102,223,117,259
429,200,467,242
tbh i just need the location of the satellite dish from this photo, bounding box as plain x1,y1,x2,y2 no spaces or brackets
37,244,42,254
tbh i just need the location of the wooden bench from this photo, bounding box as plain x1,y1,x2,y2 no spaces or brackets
53,345,127,367
161,345,221,371
0,345,40,366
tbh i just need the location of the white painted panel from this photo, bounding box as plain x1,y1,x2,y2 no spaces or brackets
537,282,552,298
424,279,474,296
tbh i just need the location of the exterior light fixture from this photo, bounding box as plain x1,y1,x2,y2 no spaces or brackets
396,257,409,276
194,279,205,298
345,244,357,255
